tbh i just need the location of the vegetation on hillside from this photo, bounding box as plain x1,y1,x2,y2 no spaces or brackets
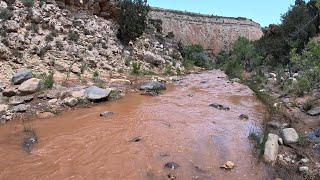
117,0,150,43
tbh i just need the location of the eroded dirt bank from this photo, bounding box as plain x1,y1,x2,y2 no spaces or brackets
0,70,270,179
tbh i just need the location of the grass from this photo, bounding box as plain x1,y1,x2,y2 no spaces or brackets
44,70,54,89
297,134,311,147
131,62,141,75
164,64,174,75
68,31,80,42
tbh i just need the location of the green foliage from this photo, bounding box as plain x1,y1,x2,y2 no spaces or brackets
12,49,22,58
93,70,99,78
117,0,150,43
38,45,51,57
45,33,54,42
181,44,214,69
291,40,320,90
108,90,122,101
68,31,79,42
131,62,141,75
44,70,54,89
0,8,13,20
164,64,173,75
22,0,34,7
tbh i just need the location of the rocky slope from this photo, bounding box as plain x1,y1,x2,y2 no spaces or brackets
0,0,184,81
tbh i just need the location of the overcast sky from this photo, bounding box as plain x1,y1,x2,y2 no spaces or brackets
148,0,300,27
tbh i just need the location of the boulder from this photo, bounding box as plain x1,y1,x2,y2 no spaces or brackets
12,69,33,85
307,107,320,116
63,97,78,107
140,81,166,91
5,20,19,32
2,88,17,97
18,78,42,95
0,104,8,113
143,51,165,65
282,128,299,144
8,95,33,105
263,133,279,163
84,86,111,101
12,104,27,112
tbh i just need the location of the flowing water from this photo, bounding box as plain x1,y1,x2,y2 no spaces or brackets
0,70,270,180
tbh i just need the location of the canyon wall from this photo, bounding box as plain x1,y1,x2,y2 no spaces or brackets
52,1,263,53
149,8,263,54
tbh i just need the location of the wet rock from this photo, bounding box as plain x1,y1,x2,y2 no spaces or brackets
168,173,176,179
299,166,309,173
140,90,160,96
209,103,230,111
307,107,320,116
12,104,27,112
0,104,9,113
239,114,249,120
165,162,180,170
100,111,114,117
282,128,299,144
18,78,42,95
263,133,279,163
2,88,17,97
63,97,78,107
140,81,166,91
22,129,38,153
12,69,33,85
220,161,235,170
84,86,111,101
129,137,142,143
37,112,55,119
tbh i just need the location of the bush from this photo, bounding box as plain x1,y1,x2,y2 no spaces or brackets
181,44,214,69
0,8,13,20
164,64,173,75
38,45,51,57
44,70,54,89
117,0,150,43
68,31,79,42
131,62,141,75
45,33,54,42
22,0,34,7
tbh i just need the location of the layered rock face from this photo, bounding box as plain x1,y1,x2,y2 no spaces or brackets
149,8,263,54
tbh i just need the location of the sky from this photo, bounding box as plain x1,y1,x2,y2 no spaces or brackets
148,0,301,27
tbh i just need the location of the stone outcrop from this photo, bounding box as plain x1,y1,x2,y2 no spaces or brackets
149,8,263,54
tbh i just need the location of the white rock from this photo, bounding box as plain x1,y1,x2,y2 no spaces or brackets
300,158,310,164
18,78,42,95
278,138,284,145
48,99,58,106
299,166,309,173
282,128,299,144
63,97,78,107
269,73,277,78
0,104,9,113
264,133,279,164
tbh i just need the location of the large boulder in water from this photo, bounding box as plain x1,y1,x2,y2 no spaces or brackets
84,86,111,101
140,81,166,91
12,69,33,85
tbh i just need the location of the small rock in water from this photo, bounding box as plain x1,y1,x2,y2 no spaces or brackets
220,161,235,170
209,103,230,111
129,137,142,143
165,162,180,170
100,111,114,117
239,114,249,120
168,173,176,179
139,81,166,91
140,90,160,96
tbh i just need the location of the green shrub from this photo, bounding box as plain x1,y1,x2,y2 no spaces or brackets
164,64,173,75
38,45,51,57
12,50,23,58
44,70,54,89
45,33,54,42
68,31,79,42
131,62,141,75
180,44,214,69
93,70,99,78
0,8,13,20
117,0,150,43
22,0,34,7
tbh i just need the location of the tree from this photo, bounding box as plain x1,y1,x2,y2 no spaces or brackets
117,0,150,43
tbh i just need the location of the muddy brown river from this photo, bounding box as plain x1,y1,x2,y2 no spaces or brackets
0,70,270,180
